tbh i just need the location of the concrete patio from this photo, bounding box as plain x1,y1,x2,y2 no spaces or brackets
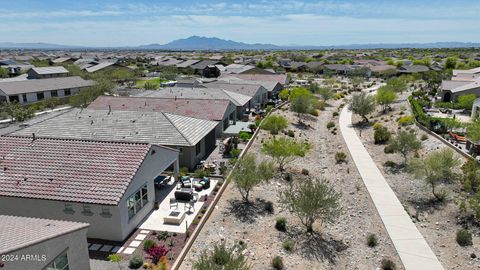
138,178,217,233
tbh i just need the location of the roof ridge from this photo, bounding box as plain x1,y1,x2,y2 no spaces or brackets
162,112,193,145
2,135,151,146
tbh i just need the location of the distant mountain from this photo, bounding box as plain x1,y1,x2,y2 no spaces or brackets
0,42,86,49
1,37,480,50
138,36,280,50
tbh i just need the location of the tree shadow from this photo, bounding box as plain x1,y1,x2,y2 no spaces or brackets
406,196,447,216
285,227,348,263
223,198,273,223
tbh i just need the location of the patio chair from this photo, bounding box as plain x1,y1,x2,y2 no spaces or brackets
169,197,178,209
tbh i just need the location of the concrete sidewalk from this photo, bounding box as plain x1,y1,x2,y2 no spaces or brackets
339,107,444,270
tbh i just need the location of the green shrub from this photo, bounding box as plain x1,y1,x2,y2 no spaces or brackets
374,127,391,144
287,130,295,137
384,145,395,154
384,160,397,168
332,111,339,117
179,167,189,177
194,168,208,178
335,152,347,163
275,217,287,232
397,115,415,126
129,256,143,269
327,121,335,129
381,259,396,270
367,234,378,247
310,109,320,116
264,201,274,214
282,240,294,251
143,239,156,251
456,229,473,246
230,148,241,158
239,131,252,141
420,134,428,141
272,256,284,270
373,122,383,130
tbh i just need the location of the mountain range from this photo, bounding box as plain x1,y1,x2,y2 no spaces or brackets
1,36,479,50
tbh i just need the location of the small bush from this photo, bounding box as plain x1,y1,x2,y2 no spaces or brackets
284,173,293,182
272,256,284,270
372,122,383,130
384,145,395,154
230,148,241,158
310,109,320,116
239,131,252,141
282,240,294,251
367,234,378,247
384,160,397,168
301,168,309,175
287,130,295,137
381,259,396,270
327,121,335,129
275,217,287,232
374,127,391,144
129,256,143,269
397,115,415,126
157,231,169,241
264,201,274,214
456,229,473,246
332,111,339,117
143,239,156,251
335,152,347,163
421,134,428,141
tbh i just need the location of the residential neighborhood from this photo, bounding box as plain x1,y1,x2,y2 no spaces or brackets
1,1,480,270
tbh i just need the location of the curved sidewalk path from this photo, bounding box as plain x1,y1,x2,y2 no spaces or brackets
339,107,444,270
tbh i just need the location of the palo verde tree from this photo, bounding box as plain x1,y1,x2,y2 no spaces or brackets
375,86,397,113
386,77,407,93
388,130,422,164
280,177,342,233
348,91,376,122
231,153,274,204
261,115,288,135
461,160,480,194
261,136,311,172
408,148,461,201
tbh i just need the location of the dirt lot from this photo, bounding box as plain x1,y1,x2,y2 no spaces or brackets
180,98,402,270
352,93,480,270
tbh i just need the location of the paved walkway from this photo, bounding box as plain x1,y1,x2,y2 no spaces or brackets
339,107,444,270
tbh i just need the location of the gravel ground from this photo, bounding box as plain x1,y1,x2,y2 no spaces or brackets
352,93,480,270
180,98,402,270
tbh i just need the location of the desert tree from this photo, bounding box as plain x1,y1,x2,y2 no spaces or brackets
375,86,397,113
261,115,288,135
386,77,407,93
280,177,342,233
388,130,422,164
349,91,376,122
231,153,274,204
408,148,461,201
261,137,311,172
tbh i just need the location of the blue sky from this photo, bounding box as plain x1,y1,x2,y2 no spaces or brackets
1,0,479,46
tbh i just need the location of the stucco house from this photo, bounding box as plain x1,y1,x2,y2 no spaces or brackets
10,109,216,170
27,66,69,79
440,67,480,102
0,215,90,270
0,136,179,241
87,96,237,137
0,76,95,104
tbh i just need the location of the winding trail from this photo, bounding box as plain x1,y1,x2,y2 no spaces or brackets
339,106,444,270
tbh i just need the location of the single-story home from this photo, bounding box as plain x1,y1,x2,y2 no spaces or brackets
87,96,237,137
10,109,216,170
0,136,180,241
27,66,69,79
397,65,430,73
440,67,480,102
203,81,269,109
0,215,90,270
0,76,95,104
138,87,252,119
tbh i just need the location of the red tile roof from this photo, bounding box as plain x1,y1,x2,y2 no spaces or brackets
0,136,151,205
88,96,231,121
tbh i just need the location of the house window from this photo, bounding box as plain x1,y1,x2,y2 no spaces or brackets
82,204,93,215
51,90,58,97
127,184,148,220
36,92,44,101
195,142,201,156
22,94,27,103
45,251,69,270
101,206,112,217
64,89,71,96
64,203,74,214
